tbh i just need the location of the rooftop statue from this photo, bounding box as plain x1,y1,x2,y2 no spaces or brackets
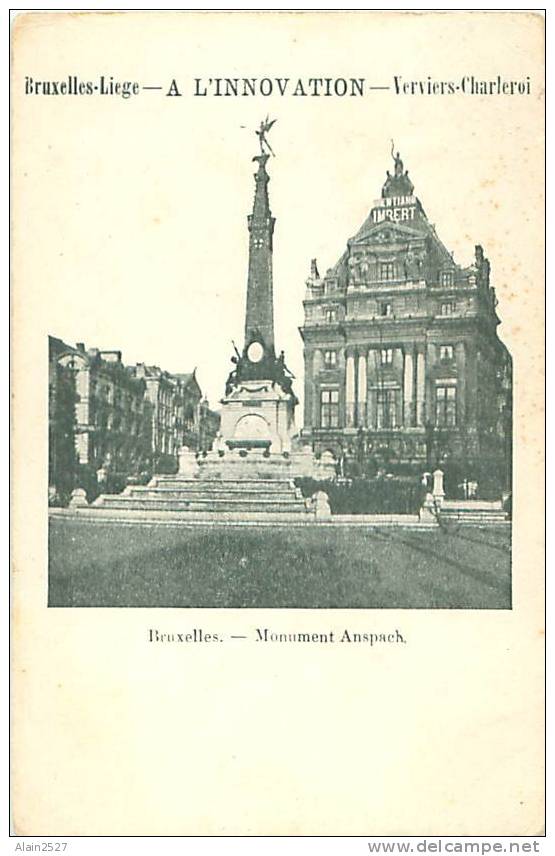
392,142,404,177
382,140,414,198
255,116,277,157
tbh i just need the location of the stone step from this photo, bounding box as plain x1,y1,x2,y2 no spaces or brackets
190,500,308,513
442,500,503,511
130,486,298,500
440,511,508,524
96,496,308,514
441,513,508,520
153,477,296,489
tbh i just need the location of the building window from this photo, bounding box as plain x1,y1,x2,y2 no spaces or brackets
324,350,337,368
439,345,454,361
440,301,456,316
380,261,395,281
436,385,457,427
377,388,398,429
325,308,337,324
380,348,394,365
441,271,454,287
380,302,393,317
320,389,339,428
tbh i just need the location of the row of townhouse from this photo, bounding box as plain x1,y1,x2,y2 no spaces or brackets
49,336,220,501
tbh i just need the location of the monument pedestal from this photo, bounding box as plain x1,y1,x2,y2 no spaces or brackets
178,377,336,482
219,378,296,454
183,444,336,482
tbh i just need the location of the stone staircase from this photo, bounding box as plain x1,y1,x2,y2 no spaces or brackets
93,475,311,516
438,500,510,526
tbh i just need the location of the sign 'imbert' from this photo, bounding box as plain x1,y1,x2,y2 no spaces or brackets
371,194,418,223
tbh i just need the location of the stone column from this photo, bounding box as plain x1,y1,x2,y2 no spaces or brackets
69,488,88,508
312,349,323,427
366,349,378,429
455,342,466,425
357,352,367,426
403,348,414,427
303,350,313,430
416,349,426,426
432,468,445,507
345,352,356,428
179,446,200,477
313,490,332,520
465,345,477,431
425,344,437,425
276,398,290,453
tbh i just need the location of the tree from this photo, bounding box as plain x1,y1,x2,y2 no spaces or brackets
49,362,78,504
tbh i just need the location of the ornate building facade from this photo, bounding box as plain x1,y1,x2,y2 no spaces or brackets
300,152,512,496
49,337,220,498
54,341,149,479
131,364,216,462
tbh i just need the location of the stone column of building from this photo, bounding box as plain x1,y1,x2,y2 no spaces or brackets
465,346,477,433
456,342,466,425
393,347,404,426
425,343,437,425
303,349,313,429
357,351,367,426
345,351,356,428
337,347,347,429
311,349,323,428
416,348,426,426
403,347,414,427
367,349,378,429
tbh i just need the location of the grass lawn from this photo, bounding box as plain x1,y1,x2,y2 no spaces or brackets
48,518,511,609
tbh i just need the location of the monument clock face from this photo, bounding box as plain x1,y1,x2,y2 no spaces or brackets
247,341,264,363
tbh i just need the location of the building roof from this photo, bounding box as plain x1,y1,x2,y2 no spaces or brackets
48,335,77,360
50,340,204,398
173,371,196,386
321,151,457,281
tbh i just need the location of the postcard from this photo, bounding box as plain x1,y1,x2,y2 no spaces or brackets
11,10,544,836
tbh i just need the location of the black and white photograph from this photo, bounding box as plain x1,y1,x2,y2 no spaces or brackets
46,100,513,610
